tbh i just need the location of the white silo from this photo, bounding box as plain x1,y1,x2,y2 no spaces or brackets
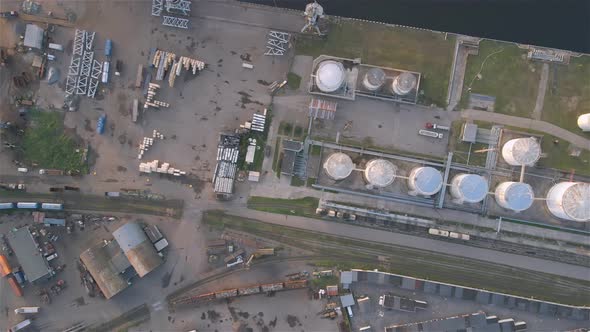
578,113,590,132
408,166,443,196
546,182,590,222
450,174,489,204
315,60,345,93
501,137,541,166
494,181,535,212
391,72,417,95
323,152,354,180
364,159,397,188
362,68,386,91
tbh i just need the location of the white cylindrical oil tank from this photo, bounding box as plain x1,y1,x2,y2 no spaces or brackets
450,174,489,204
408,166,443,196
315,60,345,93
578,113,590,132
362,68,386,91
494,181,535,212
323,152,354,181
546,182,590,222
391,72,417,95
364,159,397,188
501,137,541,166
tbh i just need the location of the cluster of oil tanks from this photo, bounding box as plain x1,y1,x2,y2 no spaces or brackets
322,151,589,222
314,60,418,96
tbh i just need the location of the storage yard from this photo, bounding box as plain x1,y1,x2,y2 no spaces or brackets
0,0,589,331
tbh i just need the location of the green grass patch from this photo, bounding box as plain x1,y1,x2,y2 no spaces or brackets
537,134,590,176
542,55,590,138
271,137,282,172
247,196,319,217
279,121,293,136
295,19,455,107
22,110,87,173
290,177,305,187
448,121,487,166
306,177,317,187
311,275,339,289
310,145,322,156
287,72,302,90
461,40,540,117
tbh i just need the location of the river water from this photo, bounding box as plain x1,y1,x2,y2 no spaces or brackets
241,0,590,53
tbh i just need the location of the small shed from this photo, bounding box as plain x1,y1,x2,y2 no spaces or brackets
340,294,355,308
326,285,338,296
24,24,44,50
340,271,353,289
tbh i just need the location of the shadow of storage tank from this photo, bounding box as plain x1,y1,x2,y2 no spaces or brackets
546,182,590,222
323,152,354,180
364,159,397,188
408,166,443,196
450,174,489,204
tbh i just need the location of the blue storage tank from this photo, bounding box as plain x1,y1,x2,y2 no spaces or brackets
0,202,15,209
16,202,39,209
97,115,106,134
105,39,113,57
41,203,64,210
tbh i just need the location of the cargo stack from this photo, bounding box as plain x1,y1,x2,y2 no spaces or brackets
137,130,164,160
144,83,170,109
138,160,186,176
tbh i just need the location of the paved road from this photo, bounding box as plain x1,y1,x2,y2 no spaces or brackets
532,63,549,120
215,206,590,281
461,108,590,149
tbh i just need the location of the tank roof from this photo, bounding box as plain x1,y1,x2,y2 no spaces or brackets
452,174,489,203
363,68,386,89
392,72,417,95
496,182,534,211
323,152,354,180
410,167,443,195
364,159,397,187
548,182,590,221
315,60,345,93
502,137,541,166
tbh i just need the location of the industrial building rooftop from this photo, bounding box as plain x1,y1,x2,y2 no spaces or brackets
80,240,133,299
113,222,163,277
7,227,52,283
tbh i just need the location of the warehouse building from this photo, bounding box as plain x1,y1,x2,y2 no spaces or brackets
113,222,163,277
7,227,52,283
80,240,134,299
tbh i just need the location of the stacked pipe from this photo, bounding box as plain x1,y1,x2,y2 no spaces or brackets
137,130,165,160
139,160,186,176
144,83,170,109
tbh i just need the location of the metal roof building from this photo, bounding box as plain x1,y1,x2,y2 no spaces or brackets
7,227,52,283
113,223,163,277
24,24,44,50
80,240,132,299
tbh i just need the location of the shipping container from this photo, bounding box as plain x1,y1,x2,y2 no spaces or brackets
17,167,28,173
16,202,39,209
105,39,113,57
48,43,64,51
8,275,23,297
43,218,66,226
154,238,168,252
0,202,15,209
261,282,283,292
41,203,63,210
97,114,106,134
284,280,308,289
104,191,120,197
238,286,261,296
14,307,40,314
39,169,64,175
214,288,238,299
0,254,12,277
101,61,110,83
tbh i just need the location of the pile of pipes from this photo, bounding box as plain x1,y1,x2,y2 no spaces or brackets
153,50,176,81
169,56,206,87
139,160,186,176
144,83,170,109
137,130,165,160
240,109,268,132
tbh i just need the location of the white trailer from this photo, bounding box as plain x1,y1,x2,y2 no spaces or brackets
14,307,40,314
9,319,32,331
48,43,64,51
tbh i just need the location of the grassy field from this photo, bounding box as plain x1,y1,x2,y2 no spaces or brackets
295,19,455,107
0,190,184,218
203,211,590,306
542,55,590,138
287,72,302,90
247,196,319,217
448,121,487,167
461,41,540,117
536,133,590,177
22,110,87,173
